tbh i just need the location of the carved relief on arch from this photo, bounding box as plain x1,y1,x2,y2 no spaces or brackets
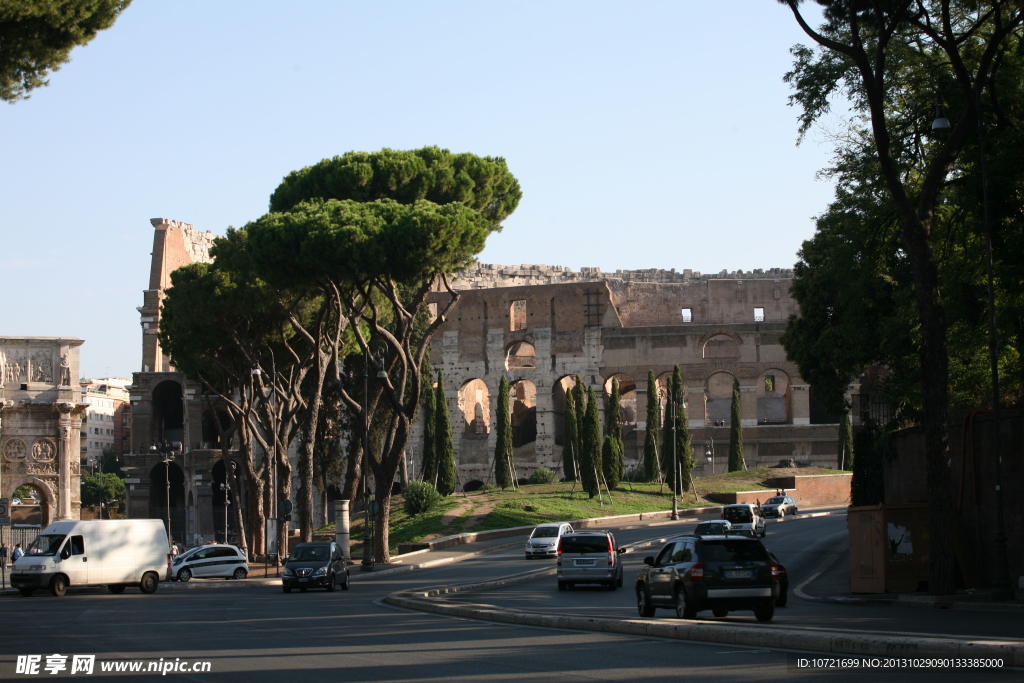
32,438,57,461
3,438,28,462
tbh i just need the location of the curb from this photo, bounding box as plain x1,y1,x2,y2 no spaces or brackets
384,592,1024,663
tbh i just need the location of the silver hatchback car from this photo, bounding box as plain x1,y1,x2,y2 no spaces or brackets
525,523,574,559
556,530,625,591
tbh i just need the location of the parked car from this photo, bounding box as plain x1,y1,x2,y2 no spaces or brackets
635,534,782,622
761,496,798,518
693,520,732,536
525,523,574,559
282,542,350,593
172,544,248,582
721,503,766,537
10,519,169,597
768,550,788,607
556,530,625,591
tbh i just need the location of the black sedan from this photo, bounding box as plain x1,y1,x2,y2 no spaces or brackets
282,542,350,593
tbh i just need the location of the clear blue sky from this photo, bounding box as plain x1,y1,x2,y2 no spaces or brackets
1,1,835,380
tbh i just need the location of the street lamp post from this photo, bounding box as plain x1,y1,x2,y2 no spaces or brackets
933,97,1013,600
670,393,678,521
151,442,175,546
219,482,230,544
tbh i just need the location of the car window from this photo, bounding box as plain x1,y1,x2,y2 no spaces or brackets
698,540,770,563
214,548,236,559
69,535,85,555
670,542,693,564
560,536,610,554
532,527,560,538
723,507,752,523
766,497,784,505
654,542,678,566
292,546,330,562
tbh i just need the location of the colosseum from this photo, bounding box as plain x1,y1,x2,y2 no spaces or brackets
421,263,851,488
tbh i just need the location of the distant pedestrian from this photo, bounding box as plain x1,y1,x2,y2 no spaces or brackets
0,541,8,569
12,543,24,562
170,543,179,559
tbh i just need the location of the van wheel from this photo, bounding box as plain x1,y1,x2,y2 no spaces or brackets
754,600,775,622
19,587,34,597
674,587,697,619
51,575,68,597
108,584,126,594
139,572,159,594
177,568,192,583
232,567,247,580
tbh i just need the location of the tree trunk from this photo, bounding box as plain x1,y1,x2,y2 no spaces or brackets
299,353,330,541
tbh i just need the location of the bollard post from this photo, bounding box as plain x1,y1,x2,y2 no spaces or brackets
335,500,351,563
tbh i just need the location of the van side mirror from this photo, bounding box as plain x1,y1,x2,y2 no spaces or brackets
60,547,71,560
643,556,654,566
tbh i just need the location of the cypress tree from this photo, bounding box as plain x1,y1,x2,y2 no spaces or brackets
420,370,437,485
662,366,693,493
434,370,456,495
839,407,854,471
603,378,624,488
728,380,744,472
562,385,578,480
572,376,585,450
494,375,514,489
580,386,602,498
643,370,661,482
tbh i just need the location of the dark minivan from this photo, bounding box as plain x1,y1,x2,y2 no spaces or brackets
282,542,350,593
635,535,780,621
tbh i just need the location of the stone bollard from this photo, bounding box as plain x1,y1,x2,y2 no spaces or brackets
335,500,351,562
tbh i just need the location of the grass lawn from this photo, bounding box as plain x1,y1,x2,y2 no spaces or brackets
323,466,845,554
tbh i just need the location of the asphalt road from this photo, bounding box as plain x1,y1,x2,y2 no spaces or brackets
448,514,1024,641
0,513,1020,682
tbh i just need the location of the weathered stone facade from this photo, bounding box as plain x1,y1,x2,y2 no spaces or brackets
420,265,850,487
1,337,86,524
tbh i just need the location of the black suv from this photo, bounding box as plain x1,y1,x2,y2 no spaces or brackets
282,542,350,593
635,535,780,622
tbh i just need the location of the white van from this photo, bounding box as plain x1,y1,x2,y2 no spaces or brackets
721,504,766,538
10,519,170,597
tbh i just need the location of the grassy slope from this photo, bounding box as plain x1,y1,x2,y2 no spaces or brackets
329,467,843,552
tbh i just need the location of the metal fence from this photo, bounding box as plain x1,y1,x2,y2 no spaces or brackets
1,526,41,549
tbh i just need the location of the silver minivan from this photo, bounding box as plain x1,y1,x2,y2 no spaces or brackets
556,530,625,591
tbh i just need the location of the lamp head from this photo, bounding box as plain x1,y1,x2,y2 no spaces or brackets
932,103,951,131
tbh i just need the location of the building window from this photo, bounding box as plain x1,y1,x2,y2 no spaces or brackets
681,308,692,323
754,307,765,322
510,300,527,331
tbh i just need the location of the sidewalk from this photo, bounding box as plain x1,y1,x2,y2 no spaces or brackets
796,546,1024,612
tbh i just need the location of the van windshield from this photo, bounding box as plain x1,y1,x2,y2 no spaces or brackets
723,507,752,524
25,534,66,556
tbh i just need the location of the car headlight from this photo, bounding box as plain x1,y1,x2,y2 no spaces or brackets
30,565,45,571
283,568,294,577
312,567,327,577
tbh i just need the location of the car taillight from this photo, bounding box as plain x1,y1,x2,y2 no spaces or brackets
556,538,563,566
770,561,785,578
688,563,704,580
607,537,615,565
